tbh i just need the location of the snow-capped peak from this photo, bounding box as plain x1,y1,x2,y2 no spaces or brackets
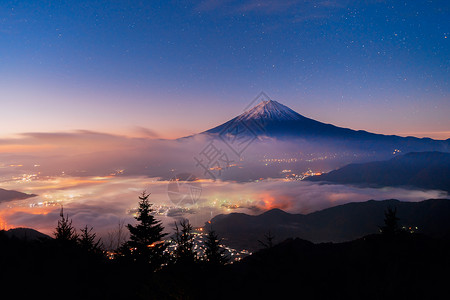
237,100,302,122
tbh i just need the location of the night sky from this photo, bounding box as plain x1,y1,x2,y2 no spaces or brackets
1,0,449,139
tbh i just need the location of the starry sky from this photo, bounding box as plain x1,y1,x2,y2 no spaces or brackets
1,0,449,139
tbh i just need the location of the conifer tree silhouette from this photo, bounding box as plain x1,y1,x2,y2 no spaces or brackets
173,219,196,264
124,191,167,268
380,206,401,237
204,228,228,265
78,225,103,254
54,206,78,245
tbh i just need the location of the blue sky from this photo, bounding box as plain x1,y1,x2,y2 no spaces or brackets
1,0,448,138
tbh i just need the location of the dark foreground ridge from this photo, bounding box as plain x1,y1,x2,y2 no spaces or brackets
209,198,450,251
2,196,450,299
1,225,449,299
226,233,450,300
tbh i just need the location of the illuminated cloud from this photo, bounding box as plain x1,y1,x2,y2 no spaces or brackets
1,175,446,239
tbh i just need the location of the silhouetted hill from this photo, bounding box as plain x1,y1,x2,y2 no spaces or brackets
0,188,37,203
307,151,450,191
1,208,449,299
224,233,450,300
208,198,450,251
5,227,51,240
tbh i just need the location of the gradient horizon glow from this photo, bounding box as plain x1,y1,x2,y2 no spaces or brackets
1,0,449,140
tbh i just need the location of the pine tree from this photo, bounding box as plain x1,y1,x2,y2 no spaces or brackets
124,191,167,268
78,225,103,254
173,219,196,264
380,206,401,237
204,229,228,266
54,207,78,245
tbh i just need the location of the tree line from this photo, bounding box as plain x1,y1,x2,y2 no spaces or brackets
0,191,230,299
1,193,446,299
53,191,228,270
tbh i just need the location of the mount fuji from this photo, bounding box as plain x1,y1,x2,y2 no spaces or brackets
204,100,365,138
199,100,449,155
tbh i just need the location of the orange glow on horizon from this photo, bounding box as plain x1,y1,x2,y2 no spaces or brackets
0,205,56,233
26,177,110,191
258,193,292,211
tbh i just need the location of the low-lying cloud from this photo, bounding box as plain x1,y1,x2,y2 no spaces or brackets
1,175,447,241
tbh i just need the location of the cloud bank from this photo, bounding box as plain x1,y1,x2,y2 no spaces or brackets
1,176,446,240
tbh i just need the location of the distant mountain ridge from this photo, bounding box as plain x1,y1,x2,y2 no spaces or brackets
0,188,37,203
208,198,450,251
4,228,51,240
307,151,450,192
